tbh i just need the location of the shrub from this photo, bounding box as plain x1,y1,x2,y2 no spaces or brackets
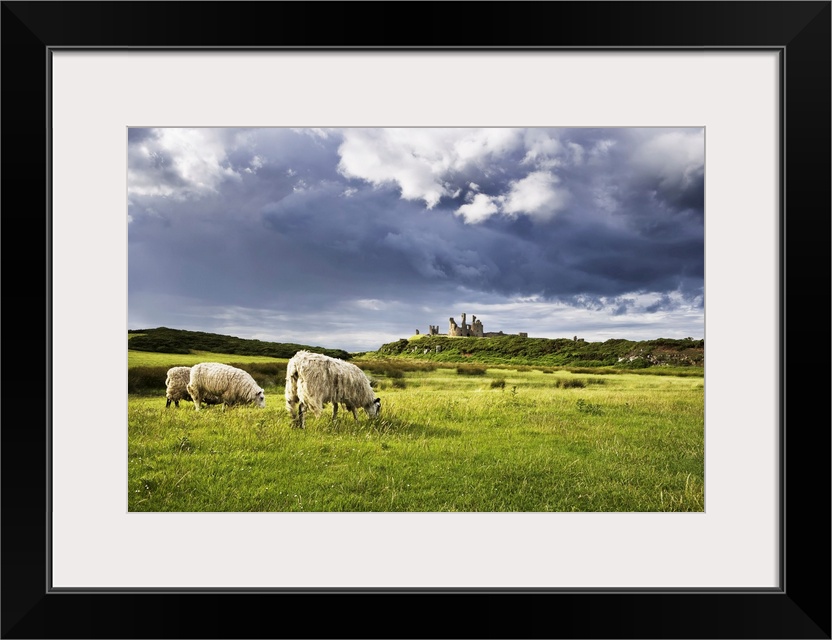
229,362,287,388
556,378,586,389
377,339,410,355
457,365,487,376
490,378,506,389
391,378,407,389
128,366,171,394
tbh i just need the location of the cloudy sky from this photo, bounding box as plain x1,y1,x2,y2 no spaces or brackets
128,127,704,353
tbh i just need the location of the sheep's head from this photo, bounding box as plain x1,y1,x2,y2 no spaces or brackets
366,397,381,417
255,388,266,408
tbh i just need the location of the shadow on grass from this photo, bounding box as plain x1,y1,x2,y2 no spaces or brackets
312,414,462,439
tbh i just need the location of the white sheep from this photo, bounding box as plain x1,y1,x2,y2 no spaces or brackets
165,366,192,408
164,366,222,408
285,350,380,429
186,362,265,410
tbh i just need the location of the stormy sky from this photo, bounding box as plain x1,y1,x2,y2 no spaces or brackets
128,127,704,352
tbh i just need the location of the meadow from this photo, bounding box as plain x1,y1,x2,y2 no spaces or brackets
128,351,704,512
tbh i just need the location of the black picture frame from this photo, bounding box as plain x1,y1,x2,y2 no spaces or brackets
2,2,829,638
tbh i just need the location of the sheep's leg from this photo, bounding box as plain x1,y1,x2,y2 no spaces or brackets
174,399,179,408
351,407,358,420
332,403,338,419
288,399,301,428
298,403,305,429
166,398,172,408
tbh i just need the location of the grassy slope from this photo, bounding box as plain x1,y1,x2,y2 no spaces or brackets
129,349,287,368
129,327,704,369
128,327,351,360
375,334,704,369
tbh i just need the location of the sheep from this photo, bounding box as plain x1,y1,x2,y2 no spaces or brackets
164,366,222,408
186,362,265,410
165,366,192,408
285,350,380,429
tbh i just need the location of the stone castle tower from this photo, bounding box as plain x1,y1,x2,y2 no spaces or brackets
422,312,529,339
447,313,484,337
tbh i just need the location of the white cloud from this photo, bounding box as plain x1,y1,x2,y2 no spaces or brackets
521,129,563,167
245,155,265,174
455,193,502,224
502,171,569,220
128,128,241,200
335,130,576,223
336,129,448,208
451,128,521,168
336,128,523,209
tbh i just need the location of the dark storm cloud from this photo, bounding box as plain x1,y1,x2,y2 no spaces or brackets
128,127,704,350
127,127,155,144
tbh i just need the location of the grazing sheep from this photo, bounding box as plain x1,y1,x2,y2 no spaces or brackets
186,362,265,410
164,366,221,408
165,366,192,408
285,350,380,429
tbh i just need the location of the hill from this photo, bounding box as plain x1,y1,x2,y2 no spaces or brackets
376,334,703,369
127,327,704,370
127,327,352,361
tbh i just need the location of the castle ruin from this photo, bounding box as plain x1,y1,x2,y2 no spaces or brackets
448,312,484,337
420,313,530,339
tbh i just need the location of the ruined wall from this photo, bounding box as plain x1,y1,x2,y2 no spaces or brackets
447,313,485,337
448,313,469,336
430,313,527,338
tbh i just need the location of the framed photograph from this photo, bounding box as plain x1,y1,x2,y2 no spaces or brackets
3,1,829,638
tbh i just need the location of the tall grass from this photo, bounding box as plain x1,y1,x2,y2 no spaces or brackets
129,362,704,513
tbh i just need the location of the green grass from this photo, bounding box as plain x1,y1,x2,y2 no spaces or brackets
129,361,704,513
129,349,287,368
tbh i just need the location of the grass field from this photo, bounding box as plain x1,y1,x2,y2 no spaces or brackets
128,349,287,368
128,352,704,512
